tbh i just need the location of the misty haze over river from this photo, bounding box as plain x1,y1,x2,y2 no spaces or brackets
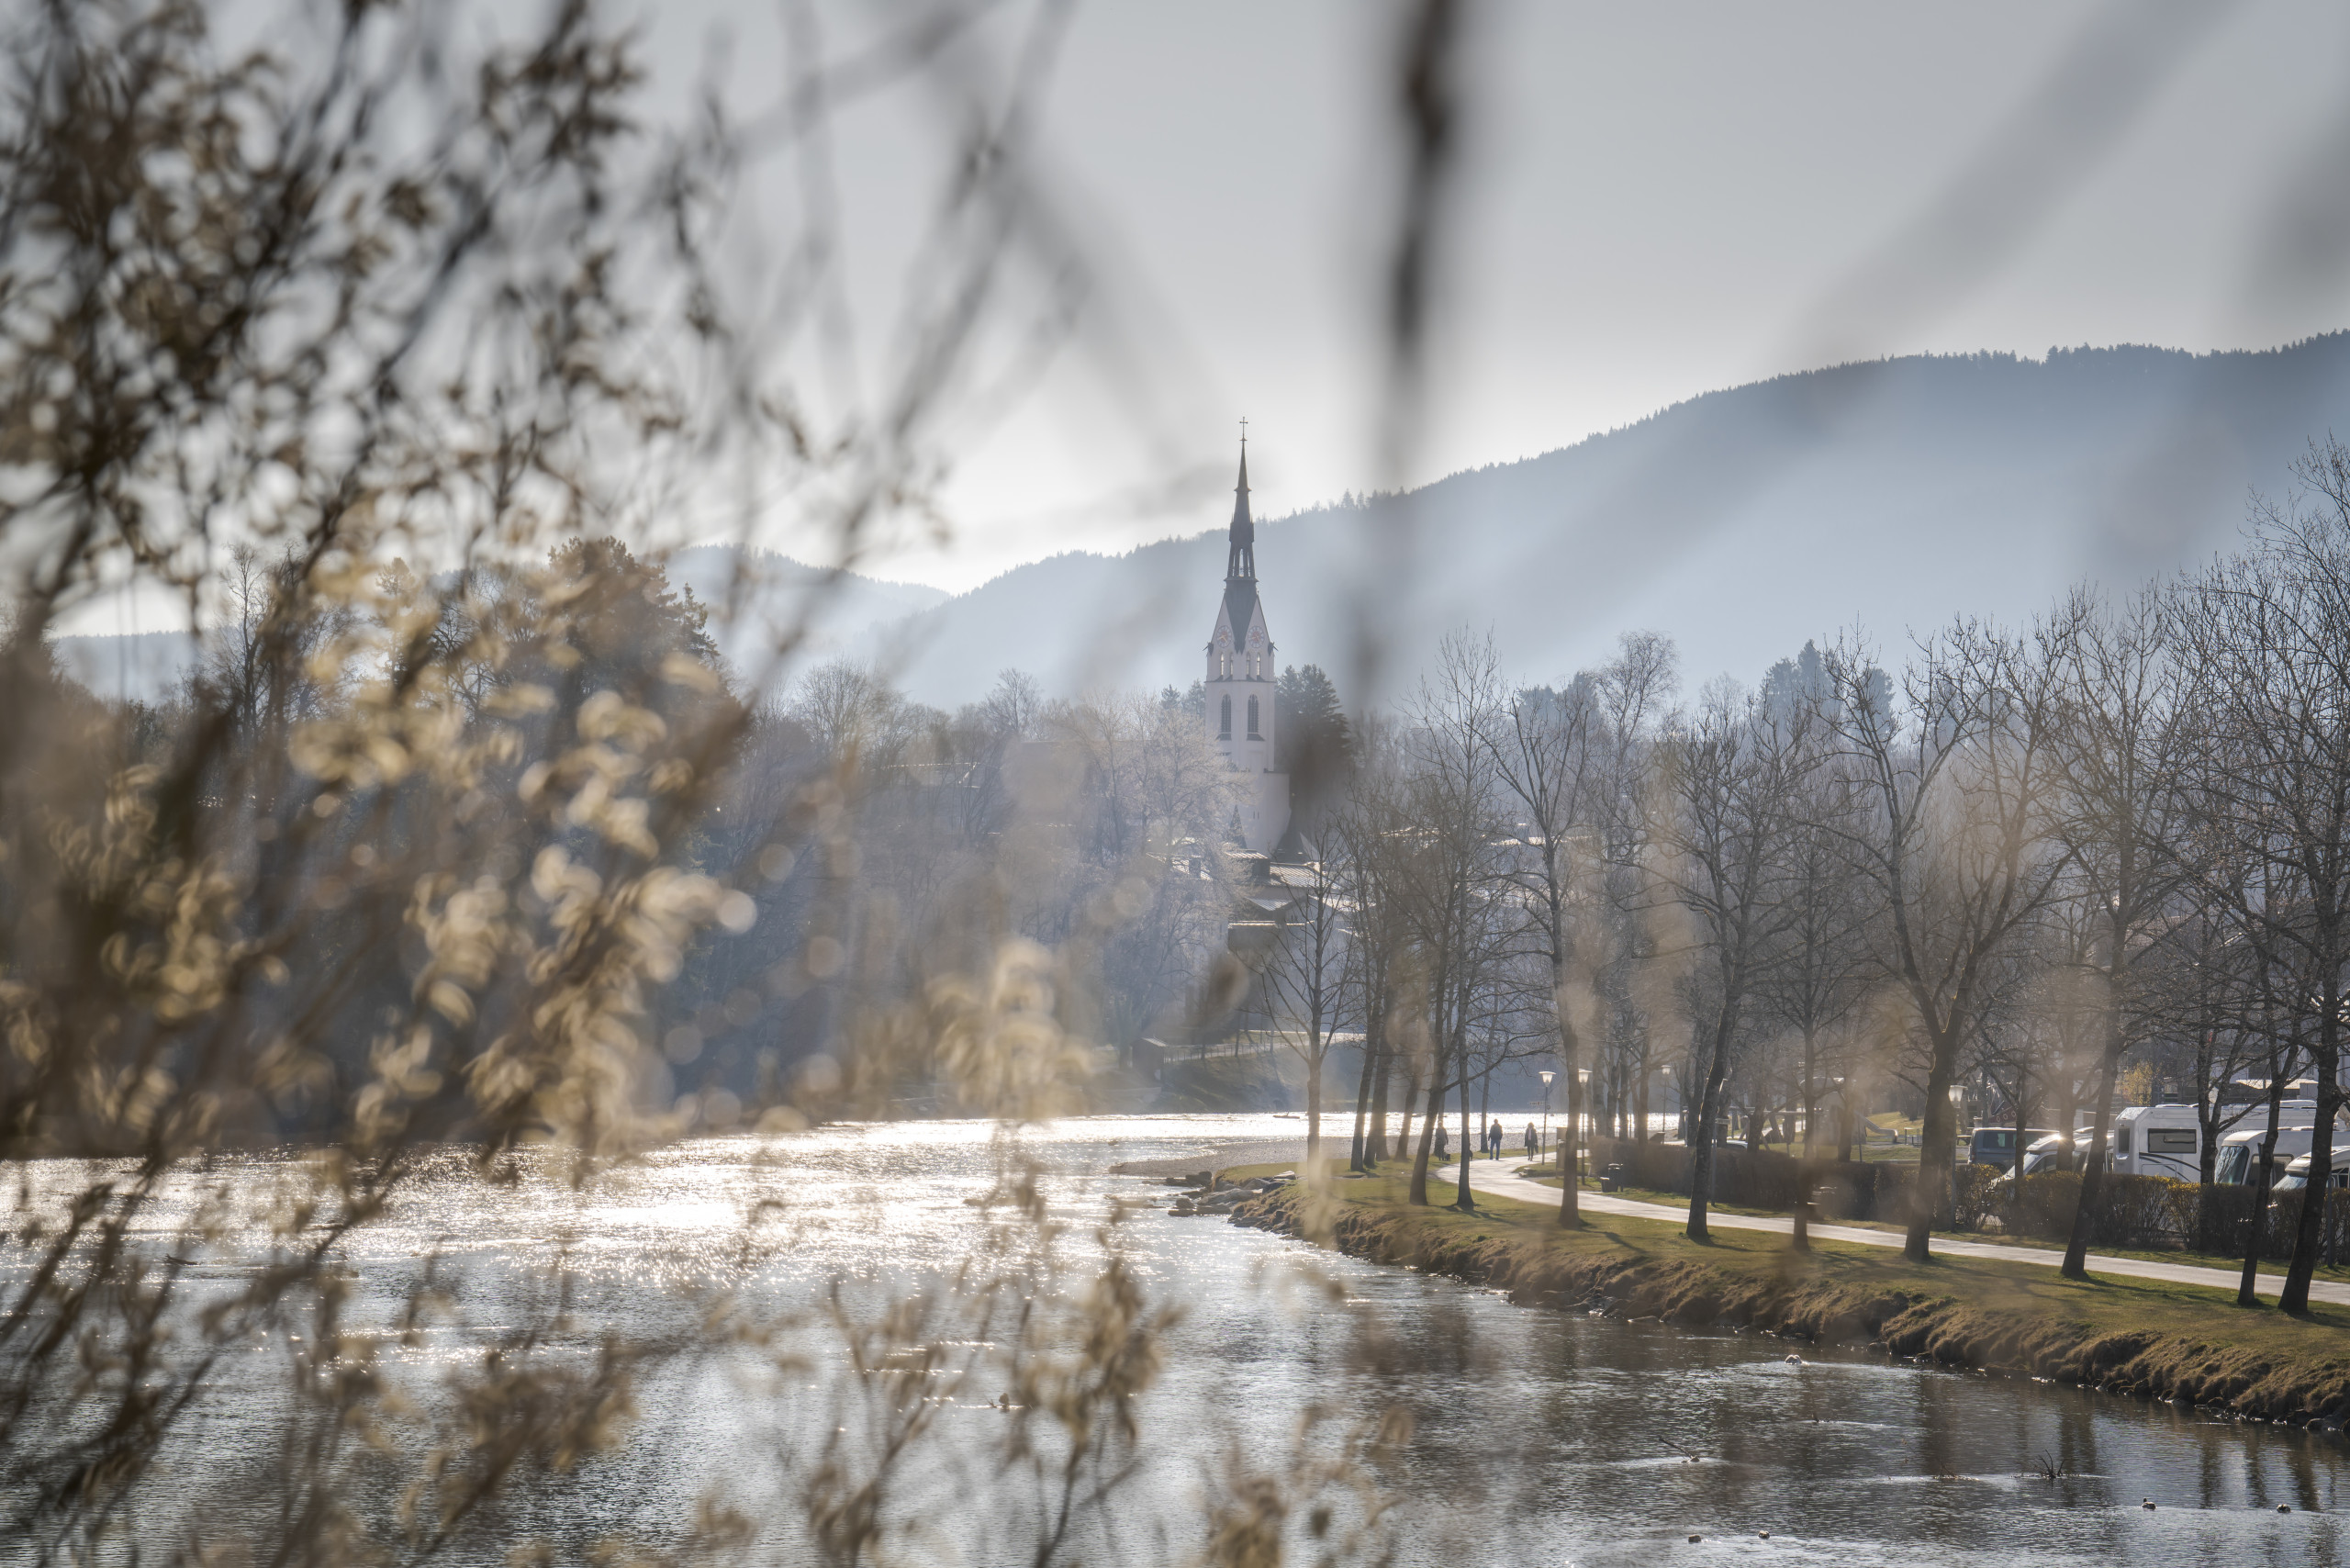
70,1116,2346,1565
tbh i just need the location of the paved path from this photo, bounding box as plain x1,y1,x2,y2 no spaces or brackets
1426,1157,2350,1308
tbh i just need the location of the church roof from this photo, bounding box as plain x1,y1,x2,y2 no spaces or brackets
1222,580,1259,648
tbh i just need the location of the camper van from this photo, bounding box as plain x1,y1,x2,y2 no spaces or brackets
2110,1099,2344,1182
2214,1124,2348,1185
2271,1148,2350,1193
2209,1102,2349,1185
2107,1103,2205,1180
2011,1130,2094,1179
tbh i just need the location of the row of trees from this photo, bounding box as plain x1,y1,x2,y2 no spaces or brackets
1248,442,2350,1319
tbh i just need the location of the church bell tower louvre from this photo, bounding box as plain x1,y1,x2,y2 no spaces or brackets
1203,431,1291,855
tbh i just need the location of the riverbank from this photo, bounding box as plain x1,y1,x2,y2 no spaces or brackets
1228,1171,2350,1428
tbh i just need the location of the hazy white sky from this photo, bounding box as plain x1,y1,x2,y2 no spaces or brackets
724,0,2350,593
512,2,2350,590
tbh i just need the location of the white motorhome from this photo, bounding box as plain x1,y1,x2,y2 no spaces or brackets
2109,1099,2343,1184
2107,1103,2206,1180
2272,1148,2350,1193
2213,1123,2340,1186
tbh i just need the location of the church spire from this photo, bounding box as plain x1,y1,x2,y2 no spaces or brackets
1225,432,1256,582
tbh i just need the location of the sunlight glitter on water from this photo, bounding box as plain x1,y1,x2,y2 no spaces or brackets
9,1114,2348,1564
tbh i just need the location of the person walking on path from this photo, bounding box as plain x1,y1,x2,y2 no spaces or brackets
1524,1123,1539,1162
1435,1124,1449,1163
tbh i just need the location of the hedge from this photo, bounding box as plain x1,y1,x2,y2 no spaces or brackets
1584,1136,1917,1224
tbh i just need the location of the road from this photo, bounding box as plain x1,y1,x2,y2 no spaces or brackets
1432,1156,2350,1308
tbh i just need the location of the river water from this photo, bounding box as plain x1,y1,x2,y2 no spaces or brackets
21,1114,2349,1565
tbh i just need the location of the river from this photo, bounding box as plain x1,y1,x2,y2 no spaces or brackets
17,1114,2346,1564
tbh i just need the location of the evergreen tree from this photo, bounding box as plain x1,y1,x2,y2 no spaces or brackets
1277,664,1355,828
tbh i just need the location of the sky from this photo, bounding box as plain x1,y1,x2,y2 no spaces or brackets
622,0,2350,594
69,0,2350,644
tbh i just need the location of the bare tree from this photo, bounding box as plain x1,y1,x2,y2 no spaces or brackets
1334,725,1414,1170
1486,670,1603,1222
1651,678,1819,1243
1751,741,1879,1163
1395,631,1511,1210
2039,588,2203,1277
1263,845,1356,1170
2173,446,2350,1313
1827,625,2074,1261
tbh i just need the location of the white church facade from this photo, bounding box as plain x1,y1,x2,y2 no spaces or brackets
1204,440,1292,855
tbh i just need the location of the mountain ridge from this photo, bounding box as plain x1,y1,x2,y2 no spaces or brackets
872,332,2350,707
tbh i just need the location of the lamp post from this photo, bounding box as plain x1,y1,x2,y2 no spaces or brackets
1539,1070,1555,1170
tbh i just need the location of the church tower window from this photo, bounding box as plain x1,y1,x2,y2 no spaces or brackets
1219,695,1232,738
1246,695,1260,739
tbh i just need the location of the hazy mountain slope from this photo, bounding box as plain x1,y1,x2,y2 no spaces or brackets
48,550,949,704
666,545,948,691
883,335,2350,708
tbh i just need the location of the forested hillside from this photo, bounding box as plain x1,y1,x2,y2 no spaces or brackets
881,335,2350,705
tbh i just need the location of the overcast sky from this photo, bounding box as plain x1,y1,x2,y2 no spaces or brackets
648,0,2349,593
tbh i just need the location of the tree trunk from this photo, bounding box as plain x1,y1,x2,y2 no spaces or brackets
1305,1041,1324,1173
1368,1027,1393,1164
1686,1013,1736,1244
1555,1006,1583,1226
1395,1050,1421,1183
1455,1069,1475,1210
1407,1047,1446,1207
1633,1060,1651,1145
1906,1033,1962,1262
1348,1025,1378,1172
2280,1003,2341,1316
2239,1075,2288,1307
2061,1016,2125,1279
1800,1027,1819,1159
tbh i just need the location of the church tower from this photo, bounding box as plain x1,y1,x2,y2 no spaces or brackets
1205,435,1291,853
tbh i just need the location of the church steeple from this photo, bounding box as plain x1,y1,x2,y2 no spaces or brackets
1202,422,1289,857
1226,439,1255,582
1217,434,1262,675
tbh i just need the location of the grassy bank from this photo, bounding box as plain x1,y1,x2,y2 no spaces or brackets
1223,1169,2350,1428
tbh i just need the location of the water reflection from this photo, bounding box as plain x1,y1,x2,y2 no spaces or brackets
8,1114,2344,1563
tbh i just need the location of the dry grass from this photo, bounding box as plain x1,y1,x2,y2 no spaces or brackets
1231,1170,2350,1426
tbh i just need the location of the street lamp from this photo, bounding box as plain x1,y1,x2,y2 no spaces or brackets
1539,1070,1555,1169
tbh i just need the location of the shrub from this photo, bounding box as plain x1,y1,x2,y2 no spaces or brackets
2012,1170,2081,1241
1951,1163,2006,1231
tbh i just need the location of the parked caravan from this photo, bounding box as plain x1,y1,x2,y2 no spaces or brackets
2216,1124,2339,1185
2108,1103,2210,1180
2111,1100,2348,1182
2272,1148,2350,1193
